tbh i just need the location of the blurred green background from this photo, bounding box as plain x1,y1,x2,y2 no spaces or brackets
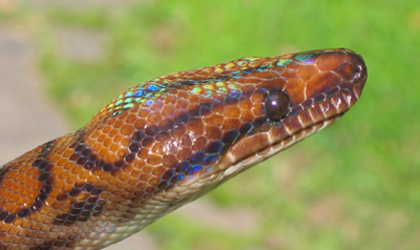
1,0,419,249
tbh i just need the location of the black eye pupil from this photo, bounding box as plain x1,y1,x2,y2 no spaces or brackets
264,90,290,121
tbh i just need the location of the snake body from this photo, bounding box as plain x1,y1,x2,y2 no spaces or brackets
0,49,367,249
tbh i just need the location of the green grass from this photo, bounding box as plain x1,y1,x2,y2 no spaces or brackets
3,0,420,249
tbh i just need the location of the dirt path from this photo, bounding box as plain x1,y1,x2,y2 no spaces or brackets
0,27,68,165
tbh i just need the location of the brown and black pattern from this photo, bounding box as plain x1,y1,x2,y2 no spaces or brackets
53,183,105,226
0,140,55,224
0,49,366,249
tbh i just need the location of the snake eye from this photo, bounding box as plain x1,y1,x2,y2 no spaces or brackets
264,90,290,121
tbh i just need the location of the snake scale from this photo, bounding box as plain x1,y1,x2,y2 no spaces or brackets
0,49,367,249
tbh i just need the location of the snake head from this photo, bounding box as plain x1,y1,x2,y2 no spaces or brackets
167,49,367,194
216,49,367,179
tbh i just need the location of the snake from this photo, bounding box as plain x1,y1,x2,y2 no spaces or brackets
0,48,367,249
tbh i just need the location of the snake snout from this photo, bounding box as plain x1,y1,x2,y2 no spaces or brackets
340,51,367,100
349,52,367,99
326,49,367,100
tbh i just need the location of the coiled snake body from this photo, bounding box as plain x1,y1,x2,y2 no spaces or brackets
0,49,367,249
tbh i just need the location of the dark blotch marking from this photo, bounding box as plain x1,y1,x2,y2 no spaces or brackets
142,136,154,147
239,123,252,134
174,113,189,124
69,133,130,173
189,152,205,164
203,154,218,165
129,142,140,153
175,162,189,173
188,107,200,117
205,141,224,154
157,168,177,190
252,117,268,127
125,153,136,163
0,211,8,220
132,130,145,141
17,208,30,217
0,140,55,224
222,130,240,144
145,125,159,136
53,183,105,226
4,214,16,224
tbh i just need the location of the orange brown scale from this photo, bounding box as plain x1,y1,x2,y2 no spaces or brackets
0,49,367,249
